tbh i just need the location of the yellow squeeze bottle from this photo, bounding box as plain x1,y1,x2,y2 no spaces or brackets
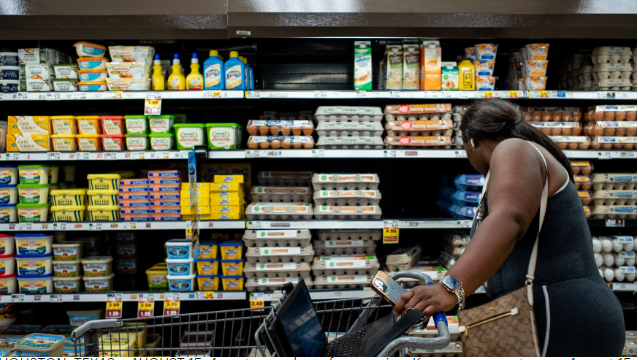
167,53,186,90
151,54,165,91
186,52,204,90
458,58,475,90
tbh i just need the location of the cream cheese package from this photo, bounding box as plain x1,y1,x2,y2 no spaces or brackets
106,62,150,80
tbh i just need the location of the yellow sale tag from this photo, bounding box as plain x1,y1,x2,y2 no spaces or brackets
540,91,549,98
164,300,181,316
383,227,399,244
144,97,162,115
483,91,493,98
106,301,122,311
105,295,123,319
113,91,123,99
212,90,222,98
509,91,519,98
205,292,215,299
138,300,154,318
250,293,265,308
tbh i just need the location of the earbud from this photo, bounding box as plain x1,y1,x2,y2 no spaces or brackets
470,139,475,147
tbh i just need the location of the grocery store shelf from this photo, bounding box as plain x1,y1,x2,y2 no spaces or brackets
244,149,468,159
1,151,192,162
563,150,637,159
587,219,637,228
607,282,637,292
1,291,246,303
246,219,472,230
0,90,244,101
0,221,245,231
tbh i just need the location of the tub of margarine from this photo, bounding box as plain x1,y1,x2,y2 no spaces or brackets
124,115,148,135
195,258,218,276
50,116,77,135
167,273,195,291
0,205,18,222
220,241,243,260
15,233,53,255
0,254,14,275
76,115,102,135
87,190,118,206
0,185,17,205
148,115,174,134
77,135,102,151
15,253,52,275
16,203,49,222
165,240,194,260
78,81,107,91
82,256,112,277
196,275,219,291
73,41,107,58
0,273,16,294
78,69,107,82
51,135,77,152
13,333,65,356
149,133,174,150
77,57,107,70
174,123,205,150
50,189,86,206
166,257,194,276
0,166,17,185
87,174,121,190
50,205,86,222
125,135,149,151
100,115,124,135
53,259,82,277
83,273,114,293
18,165,49,185
87,205,119,221
101,134,125,151
17,184,49,204
220,259,244,276
0,234,14,255
51,79,79,92
145,267,168,290
197,242,218,259
53,276,82,293
221,275,245,291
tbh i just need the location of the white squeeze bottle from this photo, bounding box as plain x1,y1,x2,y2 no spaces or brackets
204,50,224,90
224,51,245,90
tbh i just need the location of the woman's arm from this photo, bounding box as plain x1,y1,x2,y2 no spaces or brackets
394,139,546,317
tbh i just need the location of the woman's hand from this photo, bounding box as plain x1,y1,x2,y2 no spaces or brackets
393,284,458,317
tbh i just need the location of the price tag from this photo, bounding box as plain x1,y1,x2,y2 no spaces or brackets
311,149,325,157
245,150,260,158
390,91,401,98
105,294,123,318
47,152,60,160
356,90,367,98
18,223,32,230
75,152,89,160
314,91,328,98
53,223,66,230
144,96,162,115
112,91,123,99
185,227,193,240
123,222,137,229
163,294,181,316
598,151,613,160
483,91,493,98
605,219,625,227
49,294,63,302
11,294,25,303
508,91,519,98
383,150,397,157
153,151,169,159
454,150,467,158
383,220,400,244
539,91,549,98
250,293,265,308
205,292,215,299
104,152,116,160
88,223,102,231
246,91,260,99
137,298,155,318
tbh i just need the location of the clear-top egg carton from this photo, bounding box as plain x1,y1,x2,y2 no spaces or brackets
531,122,583,136
592,205,637,219
385,244,423,271
245,202,313,220
260,110,314,120
409,341,464,357
317,229,382,241
257,171,313,186
247,120,314,136
385,119,459,137
586,105,637,122
245,276,314,292
313,189,382,206
584,121,637,137
314,205,382,219
313,274,372,289
593,136,637,150
250,186,312,203
316,121,384,137
312,173,380,191
387,265,447,286
384,104,454,121
247,136,314,149
591,47,633,65
245,246,315,264
311,255,380,276
522,107,583,122
409,316,463,341
242,229,312,247
315,106,384,122
385,135,459,149
244,261,312,278
312,239,377,255
316,136,385,149
592,190,637,206
592,174,637,191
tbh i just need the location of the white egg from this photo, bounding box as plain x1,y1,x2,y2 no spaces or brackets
626,272,636,282
624,240,635,252
626,257,636,267
592,239,602,253
603,267,615,282
614,254,625,266
601,239,613,252
603,253,615,267
611,238,624,253
614,268,625,282
594,253,604,267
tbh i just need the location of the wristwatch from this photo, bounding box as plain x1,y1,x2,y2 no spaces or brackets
440,274,465,304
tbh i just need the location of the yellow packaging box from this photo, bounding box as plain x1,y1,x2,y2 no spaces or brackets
180,190,210,200
210,182,241,192
210,205,241,214
180,183,210,192
180,206,210,215
8,116,51,135
213,175,244,184
7,134,51,152
179,197,210,207
210,192,245,205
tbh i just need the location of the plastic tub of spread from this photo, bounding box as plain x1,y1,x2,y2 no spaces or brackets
81,256,112,277
206,123,243,150
124,115,148,135
18,165,49,185
53,276,83,293
105,62,150,80
53,259,82,277
17,184,49,204
220,259,244,276
145,267,168,290
0,273,16,294
125,135,149,151
250,186,311,203
15,253,52,275
78,69,107,82
313,239,377,256
50,116,77,135
78,81,107,91
314,106,384,122
473,61,495,76
106,78,152,91
243,262,311,278
77,57,107,70
0,187,17,207
51,78,79,91
87,174,121,190
0,66,18,81
311,255,380,276
0,234,14,255
100,134,125,151
221,275,244,291
0,166,18,186
247,135,314,149
245,246,315,264
166,258,194,276
83,273,114,292
524,77,548,91
313,274,371,289
219,241,243,260
0,203,16,221
242,229,312,247
475,76,496,90
312,173,379,191
148,133,174,151
16,203,49,222
51,135,77,152
99,116,124,135
523,60,549,77
77,134,103,151
14,233,53,255
197,242,218,260
147,115,174,134
50,189,86,207
50,205,85,222
0,254,14,275
174,123,206,150
196,275,219,291
98,332,137,357
74,42,107,57
166,240,194,260
76,115,102,135
475,44,498,60
167,273,195,291
12,333,65,356
16,273,53,293
87,190,118,206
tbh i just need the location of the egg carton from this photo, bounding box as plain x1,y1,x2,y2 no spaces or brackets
384,104,454,121
385,135,458,148
531,122,583,136
316,136,384,149
242,229,312,247
387,266,447,286
312,274,373,289
593,190,638,206
523,107,584,122
315,106,384,122
314,205,382,219
247,120,314,136
592,174,637,191
312,173,380,191
592,205,637,219
245,202,313,220
592,78,632,91
548,136,591,150
584,121,637,137
257,171,313,186
586,105,637,121
592,47,633,65
313,190,382,206
244,261,312,278
317,230,382,241
594,136,637,150
245,276,314,292
245,246,315,264
260,111,314,120
386,244,422,270
312,239,377,255
247,136,314,150
315,121,384,137
311,255,379,276
384,112,459,122
250,186,312,203
385,119,457,137
592,63,634,80
409,341,464,357
599,266,636,283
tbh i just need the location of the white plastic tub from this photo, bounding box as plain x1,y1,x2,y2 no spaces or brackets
0,274,16,294
17,184,49,204
15,253,53,275
16,203,50,223
166,258,194,276
165,240,194,260
14,233,54,255
0,254,14,275
83,273,114,292
0,166,18,185
16,273,53,293
81,256,113,277
52,242,83,261
0,235,13,255
53,276,83,293
0,185,18,205
53,259,82,277
167,273,196,291
17,165,49,185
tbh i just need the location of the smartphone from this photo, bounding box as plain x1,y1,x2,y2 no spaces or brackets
369,271,407,306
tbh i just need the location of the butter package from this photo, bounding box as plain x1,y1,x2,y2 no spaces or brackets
150,185,180,192
118,186,149,193
150,179,181,185
180,190,209,199
118,193,149,200
20,63,54,80
213,175,244,184
119,199,150,207
150,192,180,200
420,40,442,90
210,205,241,214
8,116,51,135
120,207,150,215
180,206,210,215
148,170,180,178
149,207,180,214
121,215,149,221
120,179,149,186
210,192,245,206
19,78,52,92
180,197,210,206
18,48,58,65
210,182,241,192
181,182,210,192
402,44,420,90
151,216,181,221
150,199,180,207
206,212,243,220
7,134,51,152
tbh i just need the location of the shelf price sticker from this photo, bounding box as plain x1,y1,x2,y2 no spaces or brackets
137,298,155,318
482,91,493,98
163,293,181,316
383,220,400,244
539,91,549,98
144,95,162,115
605,219,625,227
250,292,265,309
106,294,123,318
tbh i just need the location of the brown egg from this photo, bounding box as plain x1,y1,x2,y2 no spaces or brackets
270,140,281,149
540,127,551,135
572,125,582,136
552,113,562,122
625,111,636,121
247,124,258,135
522,112,531,121
292,142,302,149
581,197,591,205
634,144,637,149
561,128,572,136
259,126,269,135
616,128,626,136
582,182,591,190
568,142,578,149
601,143,612,149
626,127,636,136
603,127,616,136
612,143,622,149
604,111,615,121
541,113,552,121
572,166,581,175
531,113,541,122
282,139,291,149
281,126,291,136
558,142,567,149
587,109,595,121
551,127,562,135
248,138,258,149
615,111,626,121
593,111,604,121
623,143,633,150
574,183,581,190
578,140,590,149
562,113,572,121
584,207,591,218
303,127,313,136
303,141,314,149
292,128,302,136
259,140,270,149
584,123,595,136
590,139,601,150
572,112,582,122
270,126,280,135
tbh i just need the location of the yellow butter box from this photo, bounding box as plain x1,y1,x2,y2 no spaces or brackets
180,190,209,199
180,182,210,192
180,197,210,207
214,175,244,184
210,182,241,192
180,206,210,215
7,133,51,152
8,116,51,135
210,205,242,214
209,195,244,206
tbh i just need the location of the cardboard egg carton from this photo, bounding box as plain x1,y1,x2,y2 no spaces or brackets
584,121,637,137
592,47,633,65
245,276,314,292
247,135,314,149
243,229,312,247
384,135,458,148
312,173,380,191
313,189,382,206
409,316,463,342
314,106,384,122
409,341,464,357
592,78,633,91
245,202,313,220
592,63,633,80
384,104,454,122
317,230,382,241
312,239,377,255
316,121,384,137
257,171,313,186
245,246,315,264
593,190,638,206
314,205,382,219
386,244,422,271
311,255,380,276
250,186,312,203
243,262,311,278
385,119,458,137
316,136,384,149
592,205,637,219
312,274,373,289
592,174,637,191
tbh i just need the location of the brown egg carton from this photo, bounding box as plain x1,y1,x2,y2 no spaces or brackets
578,191,593,205
531,122,583,136
316,230,382,241
591,205,637,219
592,173,637,191
312,275,372,289
584,206,591,218
257,171,313,187
312,239,377,256
384,135,457,148
585,105,637,121
260,110,314,120
593,190,637,206
548,136,591,149
593,136,637,150
245,276,314,292
247,136,314,149
312,173,380,191
247,120,314,136
584,121,638,137
316,136,384,149
244,262,312,278
574,176,592,190
570,161,594,175
522,107,583,122
250,186,312,203
384,112,460,122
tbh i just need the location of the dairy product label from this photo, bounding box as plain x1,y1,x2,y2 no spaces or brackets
83,263,108,276
126,137,147,150
608,191,637,198
177,128,204,148
0,208,12,222
0,188,12,203
205,63,222,88
325,259,367,269
77,119,99,134
52,138,75,151
126,119,146,133
19,169,43,184
354,41,372,90
149,119,170,133
324,240,364,248
209,128,236,150
78,137,99,151
226,65,243,89
54,279,79,292
102,119,122,134
0,240,5,254
19,188,42,203
101,137,122,151
256,230,298,238
17,239,46,254
187,76,202,90
51,119,75,134
168,262,191,275
619,251,636,259
53,246,79,260
403,47,420,90
0,170,13,184
257,262,297,270
18,208,45,221
84,278,110,292
54,263,78,276
19,279,48,293
169,279,192,291
259,247,301,256
327,275,368,283
17,259,47,274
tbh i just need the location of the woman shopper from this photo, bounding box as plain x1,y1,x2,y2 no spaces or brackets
393,99,625,356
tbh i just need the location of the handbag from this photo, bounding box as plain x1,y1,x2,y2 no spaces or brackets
457,143,549,357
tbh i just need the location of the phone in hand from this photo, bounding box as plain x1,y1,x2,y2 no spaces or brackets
369,271,407,306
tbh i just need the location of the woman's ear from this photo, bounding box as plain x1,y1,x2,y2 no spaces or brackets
470,139,475,147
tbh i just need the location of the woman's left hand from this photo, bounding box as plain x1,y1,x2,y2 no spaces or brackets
393,284,459,317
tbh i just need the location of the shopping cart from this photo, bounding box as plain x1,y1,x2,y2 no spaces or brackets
255,271,451,357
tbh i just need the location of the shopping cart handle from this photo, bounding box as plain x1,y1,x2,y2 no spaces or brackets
425,281,448,327
389,272,448,326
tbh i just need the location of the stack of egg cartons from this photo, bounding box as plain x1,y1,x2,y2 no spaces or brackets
207,175,245,220
166,239,196,292
590,173,637,220
246,171,314,220
558,54,587,90
311,230,380,289
218,238,246,291
106,45,155,91
244,229,313,292
246,111,315,150
437,174,484,219
51,241,83,293
592,236,636,283
19,48,70,92
312,173,381,219
582,105,637,151
385,244,422,272
518,43,549,91
590,47,633,91
314,106,384,149
384,103,462,149
434,231,469,275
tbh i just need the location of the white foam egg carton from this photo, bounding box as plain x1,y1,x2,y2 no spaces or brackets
311,255,380,276
592,63,633,80
243,229,312,247
385,119,456,137
245,202,313,220
312,239,377,255
592,174,637,191
314,106,384,122
315,121,384,137
409,341,464,357
245,276,314,292
312,173,380,191
250,186,312,203
592,205,637,219
593,190,638,206
244,262,312,278
317,229,382,241
592,47,633,65
312,274,372,289
386,244,423,270
314,205,382,219
313,189,382,206
316,136,385,149
592,78,632,91
257,171,313,186
245,246,315,264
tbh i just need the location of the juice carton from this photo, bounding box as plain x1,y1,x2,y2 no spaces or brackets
402,44,420,90
420,40,441,90
384,45,403,90
354,41,372,90
441,62,459,91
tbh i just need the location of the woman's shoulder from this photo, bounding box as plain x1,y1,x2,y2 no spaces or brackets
492,138,542,164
